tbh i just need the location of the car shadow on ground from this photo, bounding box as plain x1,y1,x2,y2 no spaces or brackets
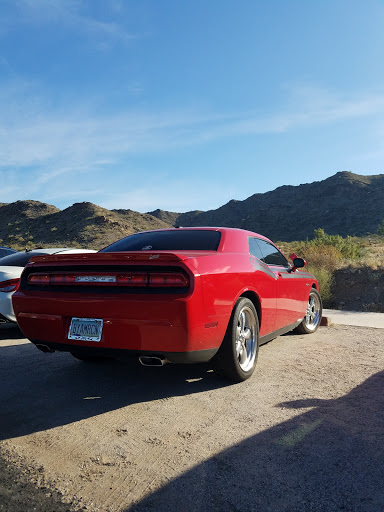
125,371,384,512
0,323,26,340
0,336,231,441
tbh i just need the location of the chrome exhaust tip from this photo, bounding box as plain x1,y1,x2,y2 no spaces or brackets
35,344,55,353
139,356,168,367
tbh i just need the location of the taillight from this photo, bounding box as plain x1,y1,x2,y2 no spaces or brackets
148,273,189,287
0,278,20,292
116,273,148,286
27,271,190,288
28,274,50,285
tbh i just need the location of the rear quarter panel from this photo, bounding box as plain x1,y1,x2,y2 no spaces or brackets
184,251,277,339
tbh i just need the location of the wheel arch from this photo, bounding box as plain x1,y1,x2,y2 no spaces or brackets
238,290,261,331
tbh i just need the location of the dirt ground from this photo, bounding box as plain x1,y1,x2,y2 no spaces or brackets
0,323,383,512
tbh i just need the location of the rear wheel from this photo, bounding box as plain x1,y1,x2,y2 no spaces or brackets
295,288,322,334
213,298,259,382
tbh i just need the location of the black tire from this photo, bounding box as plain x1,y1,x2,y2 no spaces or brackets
213,298,259,382
70,351,109,362
295,288,322,334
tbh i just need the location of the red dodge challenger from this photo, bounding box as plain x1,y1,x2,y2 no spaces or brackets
12,227,322,382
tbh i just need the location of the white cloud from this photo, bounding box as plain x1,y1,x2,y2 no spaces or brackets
2,84,384,171
4,0,135,44
97,182,235,213
1,82,384,210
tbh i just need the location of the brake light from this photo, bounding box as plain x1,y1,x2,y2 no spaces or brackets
116,273,148,286
0,278,20,292
26,271,189,288
28,274,50,285
148,273,189,287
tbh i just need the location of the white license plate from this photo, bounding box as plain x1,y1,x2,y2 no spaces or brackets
68,318,103,342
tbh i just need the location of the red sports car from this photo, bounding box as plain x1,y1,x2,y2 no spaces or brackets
12,228,322,382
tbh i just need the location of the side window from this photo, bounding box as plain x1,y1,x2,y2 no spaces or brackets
256,239,289,267
248,237,263,260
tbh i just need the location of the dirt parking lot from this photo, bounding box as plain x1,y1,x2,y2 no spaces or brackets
0,323,383,512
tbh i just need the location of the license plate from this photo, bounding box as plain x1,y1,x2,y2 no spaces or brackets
68,318,103,342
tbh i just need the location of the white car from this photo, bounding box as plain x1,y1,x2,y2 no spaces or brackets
0,248,96,324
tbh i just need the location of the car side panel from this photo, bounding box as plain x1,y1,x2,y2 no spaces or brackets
184,253,277,337
270,266,315,329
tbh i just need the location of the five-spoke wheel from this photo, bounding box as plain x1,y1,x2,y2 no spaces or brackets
213,298,259,382
295,288,322,334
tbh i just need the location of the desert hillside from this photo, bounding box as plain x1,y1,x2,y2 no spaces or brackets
0,171,383,250
150,171,384,241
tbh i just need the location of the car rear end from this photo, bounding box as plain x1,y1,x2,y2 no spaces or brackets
0,266,20,323
12,251,220,363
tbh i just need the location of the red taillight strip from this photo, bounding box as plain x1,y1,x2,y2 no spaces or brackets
27,271,189,288
148,272,189,287
0,278,20,292
28,274,50,285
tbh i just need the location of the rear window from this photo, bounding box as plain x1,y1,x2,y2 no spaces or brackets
101,230,222,252
0,247,17,258
0,251,55,267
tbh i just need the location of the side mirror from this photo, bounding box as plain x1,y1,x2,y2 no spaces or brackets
289,256,307,272
293,257,306,268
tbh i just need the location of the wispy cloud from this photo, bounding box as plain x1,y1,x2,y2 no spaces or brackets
1,83,384,210
4,0,136,44
2,84,384,170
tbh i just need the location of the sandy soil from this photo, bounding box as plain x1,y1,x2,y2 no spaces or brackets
0,323,383,512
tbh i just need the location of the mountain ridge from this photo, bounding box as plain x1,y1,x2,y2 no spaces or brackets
0,171,383,250
150,171,384,240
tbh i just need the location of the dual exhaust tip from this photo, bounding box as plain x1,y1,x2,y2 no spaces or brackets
36,343,167,367
139,355,168,367
36,344,55,353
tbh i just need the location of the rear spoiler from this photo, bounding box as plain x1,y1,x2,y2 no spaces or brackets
26,251,207,267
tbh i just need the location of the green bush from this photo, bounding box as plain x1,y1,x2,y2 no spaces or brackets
299,244,343,271
308,228,363,259
282,229,365,307
306,266,333,307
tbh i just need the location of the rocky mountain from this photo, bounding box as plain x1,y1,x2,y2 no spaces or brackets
0,172,383,250
150,172,384,241
0,201,171,250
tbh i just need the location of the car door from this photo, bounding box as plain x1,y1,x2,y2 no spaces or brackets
255,239,307,330
248,237,277,336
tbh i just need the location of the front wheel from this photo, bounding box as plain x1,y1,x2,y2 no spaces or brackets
295,288,322,334
213,298,259,382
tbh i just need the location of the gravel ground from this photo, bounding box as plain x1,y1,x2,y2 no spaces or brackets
0,323,383,512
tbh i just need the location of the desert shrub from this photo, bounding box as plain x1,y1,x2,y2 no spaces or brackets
307,266,333,307
299,244,343,271
280,229,365,308
378,220,384,236
308,228,364,259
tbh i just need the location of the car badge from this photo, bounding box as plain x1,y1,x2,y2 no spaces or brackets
75,276,116,283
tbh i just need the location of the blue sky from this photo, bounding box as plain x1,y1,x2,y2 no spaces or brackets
1,0,384,213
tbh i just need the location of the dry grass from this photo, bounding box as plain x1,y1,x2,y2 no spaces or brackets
278,235,384,308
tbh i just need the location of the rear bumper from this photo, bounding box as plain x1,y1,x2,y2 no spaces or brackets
14,290,226,354
0,292,16,323
0,312,14,324
31,340,218,364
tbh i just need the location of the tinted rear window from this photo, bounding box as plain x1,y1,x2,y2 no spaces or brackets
0,251,56,267
0,248,17,258
101,230,221,252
